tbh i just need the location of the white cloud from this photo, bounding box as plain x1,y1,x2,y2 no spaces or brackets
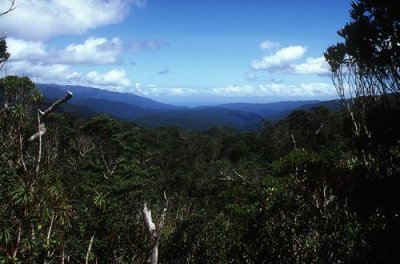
260,40,280,51
213,85,257,96
0,0,144,40
58,37,122,65
6,60,71,83
135,83,198,97
251,45,307,71
251,41,331,75
133,81,335,99
85,69,131,90
6,37,123,65
292,56,330,75
7,38,48,61
213,82,335,97
4,60,132,92
260,82,335,96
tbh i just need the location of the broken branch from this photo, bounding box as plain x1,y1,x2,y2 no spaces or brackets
39,91,73,117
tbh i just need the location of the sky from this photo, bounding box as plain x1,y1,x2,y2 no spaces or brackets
0,0,352,106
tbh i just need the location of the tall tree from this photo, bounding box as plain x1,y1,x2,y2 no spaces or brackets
324,0,400,167
324,1,400,261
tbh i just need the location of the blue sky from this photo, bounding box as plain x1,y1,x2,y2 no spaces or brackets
0,0,352,106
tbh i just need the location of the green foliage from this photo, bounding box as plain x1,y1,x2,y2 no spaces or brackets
0,37,10,66
0,80,371,262
0,1,399,262
324,0,400,261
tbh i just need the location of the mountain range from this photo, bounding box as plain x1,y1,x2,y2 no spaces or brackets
38,84,340,132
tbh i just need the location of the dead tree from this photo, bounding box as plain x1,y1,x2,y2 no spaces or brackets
27,91,73,143
143,192,168,264
27,91,73,173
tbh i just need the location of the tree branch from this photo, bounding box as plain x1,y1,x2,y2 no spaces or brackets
28,123,46,142
27,91,73,143
39,91,73,117
0,0,16,16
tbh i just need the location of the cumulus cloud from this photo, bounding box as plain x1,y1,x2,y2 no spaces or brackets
6,60,72,83
6,37,123,65
131,40,169,51
251,45,307,71
260,40,280,51
58,37,123,65
5,60,132,92
0,0,144,40
292,56,330,75
85,69,131,90
250,40,331,75
135,83,199,97
6,38,48,61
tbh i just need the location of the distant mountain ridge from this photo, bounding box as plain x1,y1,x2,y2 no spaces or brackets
218,101,321,120
37,84,339,132
39,84,181,110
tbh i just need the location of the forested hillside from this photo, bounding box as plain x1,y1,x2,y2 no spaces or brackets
1,0,400,263
37,84,332,132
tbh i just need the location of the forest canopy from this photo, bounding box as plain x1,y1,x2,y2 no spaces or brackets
1,0,400,263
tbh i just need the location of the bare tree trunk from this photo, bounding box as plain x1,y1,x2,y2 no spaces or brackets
47,212,55,244
291,134,297,150
19,133,27,171
36,114,43,173
61,243,65,264
12,224,22,259
24,92,73,173
143,192,168,264
85,232,95,264
43,212,56,263
143,203,157,264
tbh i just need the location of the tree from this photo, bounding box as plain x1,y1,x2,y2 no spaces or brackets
325,0,400,101
0,1,15,68
324,0,400,169
324,1,400,261
324,0,400,150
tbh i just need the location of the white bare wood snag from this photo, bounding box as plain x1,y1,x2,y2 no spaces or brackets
27,91,73,143
143,192,168,264
38,91,73,117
